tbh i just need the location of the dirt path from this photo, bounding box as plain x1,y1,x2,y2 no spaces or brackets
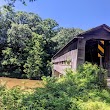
0,77,43,89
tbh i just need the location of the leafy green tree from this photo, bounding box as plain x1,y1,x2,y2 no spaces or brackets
23,33,44,79
14,11,42,28
0,6,15,75
2,47,22,77
1,23,33,78
0,6,15,44
0,7,59,78
40,19,58,76
7,23,32,48
52,28,83,50
0,6,84,78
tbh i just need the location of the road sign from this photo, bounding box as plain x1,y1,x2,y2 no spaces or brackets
98,40,104,57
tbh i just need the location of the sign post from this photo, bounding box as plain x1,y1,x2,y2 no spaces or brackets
98,40,105,87
100,57,103,68
98,40,104,67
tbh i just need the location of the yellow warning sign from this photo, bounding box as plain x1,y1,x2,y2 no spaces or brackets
98,40,104,57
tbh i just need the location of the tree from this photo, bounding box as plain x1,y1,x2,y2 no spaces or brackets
52,28,83,50
4,0,36,6
13,12,59,76
23,33,44,79
39,19,58,76
0,7,59,78
0,6,83,78
1,23,33,78
7,23,32,48
0,6,15,45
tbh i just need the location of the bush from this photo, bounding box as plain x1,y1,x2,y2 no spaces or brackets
0,62,110,110
77,100,110,110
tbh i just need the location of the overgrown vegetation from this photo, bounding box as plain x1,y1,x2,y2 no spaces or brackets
0,6,83,79
0,63,110,110
1,1,110,110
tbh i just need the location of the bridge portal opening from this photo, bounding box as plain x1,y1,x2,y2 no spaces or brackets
85,39,100,65
85,39,110,76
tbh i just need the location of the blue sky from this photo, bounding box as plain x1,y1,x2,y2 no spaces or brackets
0,0,110,30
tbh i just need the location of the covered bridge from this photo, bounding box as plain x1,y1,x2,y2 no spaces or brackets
52,24,110,77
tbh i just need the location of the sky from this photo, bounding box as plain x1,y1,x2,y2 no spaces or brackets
0,0,110,30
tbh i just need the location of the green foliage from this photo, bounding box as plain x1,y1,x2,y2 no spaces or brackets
0,6,84,79
77,62,107,88
0,87,26,110
0,7,59,79
1,23,33,78
52,28,83,50
7,23,32,48
2,47,22,77
0,63,109,110
23,33,44,79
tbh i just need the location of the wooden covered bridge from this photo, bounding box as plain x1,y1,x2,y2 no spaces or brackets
52,24,110,78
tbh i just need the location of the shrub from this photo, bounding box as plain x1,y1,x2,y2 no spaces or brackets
77,101,110,110
0,62,110,110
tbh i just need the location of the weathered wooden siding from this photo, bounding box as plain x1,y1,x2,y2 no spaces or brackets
53,39,78,59
52,49,78,76
53,65,71,75
77,39,86,66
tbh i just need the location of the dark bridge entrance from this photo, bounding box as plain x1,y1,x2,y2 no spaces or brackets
85,39,110,76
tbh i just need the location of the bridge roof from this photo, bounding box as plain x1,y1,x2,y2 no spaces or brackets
53,24,110,59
